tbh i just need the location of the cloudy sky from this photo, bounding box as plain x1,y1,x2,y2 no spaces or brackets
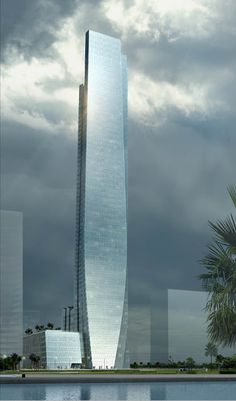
1,0,236,327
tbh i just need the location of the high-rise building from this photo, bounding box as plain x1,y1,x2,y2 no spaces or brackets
74,30,128,369
0,210,23,356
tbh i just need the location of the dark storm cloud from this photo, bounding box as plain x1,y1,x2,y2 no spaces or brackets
1,0,78,60
124,32,236,86
1,120,77,323
1,0,236,325
127,116,236,307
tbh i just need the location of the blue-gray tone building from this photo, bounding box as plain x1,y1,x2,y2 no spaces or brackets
0,210,23,356
23,330,81,369
74,30,128,369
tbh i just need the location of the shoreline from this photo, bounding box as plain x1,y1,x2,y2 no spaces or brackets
1,374,236,384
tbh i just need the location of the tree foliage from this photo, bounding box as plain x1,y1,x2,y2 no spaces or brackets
29,353,41,368
200,186,236,346
205,342,218,364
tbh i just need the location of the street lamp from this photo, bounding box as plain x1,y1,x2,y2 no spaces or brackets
68,306,74,332
63,307,68,331
2,354,7,371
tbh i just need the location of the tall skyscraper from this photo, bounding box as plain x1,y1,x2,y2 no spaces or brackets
0,210,23,356
74,30,128,369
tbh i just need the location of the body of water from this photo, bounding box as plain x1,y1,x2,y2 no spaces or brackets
0,381,235,400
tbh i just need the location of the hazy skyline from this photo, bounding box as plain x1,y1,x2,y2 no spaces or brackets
1,0,236,325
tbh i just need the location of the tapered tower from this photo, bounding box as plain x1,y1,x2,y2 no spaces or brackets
74,31,128,369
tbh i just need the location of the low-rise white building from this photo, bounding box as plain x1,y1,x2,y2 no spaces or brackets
23,330,81,369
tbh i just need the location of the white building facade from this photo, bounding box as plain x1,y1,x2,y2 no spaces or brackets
23,330,81,369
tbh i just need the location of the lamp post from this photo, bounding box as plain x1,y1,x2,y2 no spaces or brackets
63,307,67,331
68,306,74,332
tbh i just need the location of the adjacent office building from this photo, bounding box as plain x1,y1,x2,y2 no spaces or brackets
128,306,151,364
74,31,128,369
0,210,23,356
168,289,235,363
23,330,81,369
129,289,236,365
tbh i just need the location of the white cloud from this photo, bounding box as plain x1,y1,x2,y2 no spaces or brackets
2,15,83,135
128,72,222,125
102,0,213,42
52,17,84,79
1,0,234,134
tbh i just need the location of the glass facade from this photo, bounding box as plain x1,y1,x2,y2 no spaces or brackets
0,210,23,356
128,289,236,365
23,331,81,369
74,31,128,368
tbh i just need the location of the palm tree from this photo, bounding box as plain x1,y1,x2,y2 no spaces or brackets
185,357,195,370
46,322,54,330
29,353,40,369
205,342,218,364
35,324,45,332
200,186,236,346
29,353,35,368
25,328,33,335
10,353,22,370
35,355,41,368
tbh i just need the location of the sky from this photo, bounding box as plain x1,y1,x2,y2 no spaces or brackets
1,0,236,329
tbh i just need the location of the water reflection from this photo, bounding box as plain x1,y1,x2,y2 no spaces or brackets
150,383,167,400
1,382,236,400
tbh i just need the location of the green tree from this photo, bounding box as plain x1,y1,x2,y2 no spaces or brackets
10,353,22,370
216,354,225,367
35,324,45,332
185,357,195,370
205,342,218,364
25,328,33,335
221,355,236,369
47,322,54,330
200,186,236,346
34,355,40,368
130,362,138,368
29,353,36,368
29,353,40,369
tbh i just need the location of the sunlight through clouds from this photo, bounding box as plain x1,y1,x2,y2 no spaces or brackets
2,15,83,135
1,0,235,134
128,72,222,126
103,0,212,41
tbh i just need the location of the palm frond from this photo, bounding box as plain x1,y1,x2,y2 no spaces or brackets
200,186,236,346
228,185,236,208
200,241,236,291
207,307,236,346
209,215,236,251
